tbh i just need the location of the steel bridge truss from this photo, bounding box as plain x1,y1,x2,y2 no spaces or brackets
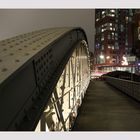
0,27,90,131
35,41,90,131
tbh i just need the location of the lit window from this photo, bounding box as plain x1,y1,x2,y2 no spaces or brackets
101,37,104,41
111,14,115,17
110,23,112,26
108,45,111,48
96,18,99,21
101,29,104,32
126,17,128,22
111,10,115,12
102,11,105,14
110,27,112,30
100,54,104,59
106,56,110,59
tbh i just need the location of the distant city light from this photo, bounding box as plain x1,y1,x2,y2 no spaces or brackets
138,63,140,66
100,54,104,59
121,56,128,65
102,11,105,14
111,10,115,12
106,56,110,59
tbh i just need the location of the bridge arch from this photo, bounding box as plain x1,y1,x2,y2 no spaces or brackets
0,27,90,130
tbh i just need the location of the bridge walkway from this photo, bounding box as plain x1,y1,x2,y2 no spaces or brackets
73,80,140,131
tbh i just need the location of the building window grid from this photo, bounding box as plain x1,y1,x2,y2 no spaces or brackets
99,9,116,19
95,9,135,65
100,22,116,32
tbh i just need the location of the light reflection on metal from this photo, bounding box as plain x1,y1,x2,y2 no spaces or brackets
35,40,90,131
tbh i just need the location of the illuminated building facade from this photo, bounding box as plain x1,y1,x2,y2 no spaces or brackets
95,9,135,72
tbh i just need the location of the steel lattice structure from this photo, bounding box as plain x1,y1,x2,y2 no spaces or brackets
0,27,90,131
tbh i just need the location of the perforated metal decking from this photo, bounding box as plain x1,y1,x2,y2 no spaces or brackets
0,27,90,130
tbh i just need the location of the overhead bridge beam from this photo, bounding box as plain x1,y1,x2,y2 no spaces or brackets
0,27,90,131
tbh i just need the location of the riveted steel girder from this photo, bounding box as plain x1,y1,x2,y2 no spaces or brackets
0,27,89,130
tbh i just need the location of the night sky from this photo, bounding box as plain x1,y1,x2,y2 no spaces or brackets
0,9,95,52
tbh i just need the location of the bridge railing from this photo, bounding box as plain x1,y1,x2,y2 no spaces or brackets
104,76,140,102
0,27,90,131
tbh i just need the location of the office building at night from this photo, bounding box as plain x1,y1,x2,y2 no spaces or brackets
94,9,135,73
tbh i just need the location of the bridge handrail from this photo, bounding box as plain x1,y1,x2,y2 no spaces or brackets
103,76,140,102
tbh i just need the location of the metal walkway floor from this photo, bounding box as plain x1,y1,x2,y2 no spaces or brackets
73,80,140,131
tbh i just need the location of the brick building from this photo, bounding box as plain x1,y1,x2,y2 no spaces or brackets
94,9,135,72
